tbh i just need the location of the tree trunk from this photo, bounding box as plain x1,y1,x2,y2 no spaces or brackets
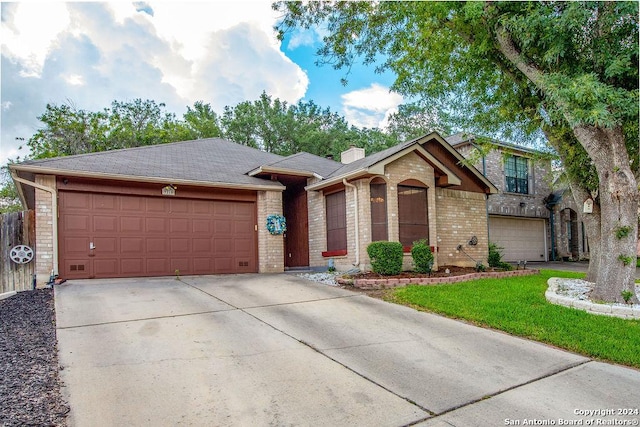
567,182,601,283
573,125,639,303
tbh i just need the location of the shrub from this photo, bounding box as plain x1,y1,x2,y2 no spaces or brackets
367,241,403,275
488,242,513,271
411,240,434,274
488,243,502,267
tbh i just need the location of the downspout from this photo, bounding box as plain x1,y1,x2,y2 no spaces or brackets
10,170,59,277
342,179,360,267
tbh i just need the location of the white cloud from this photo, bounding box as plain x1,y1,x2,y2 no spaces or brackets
1,2,70,77
0,1,311,163
64,74,85,86
341,83,403,128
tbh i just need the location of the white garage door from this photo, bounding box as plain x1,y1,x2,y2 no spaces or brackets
489,216,547,262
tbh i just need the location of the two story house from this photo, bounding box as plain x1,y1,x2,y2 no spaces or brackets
448,133,555,263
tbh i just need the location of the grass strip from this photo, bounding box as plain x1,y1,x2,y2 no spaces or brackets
389,269,640,369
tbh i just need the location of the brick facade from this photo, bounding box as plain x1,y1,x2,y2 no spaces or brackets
456,142,553,261
34,174,56,287
308,151,490,272
257,190,285,273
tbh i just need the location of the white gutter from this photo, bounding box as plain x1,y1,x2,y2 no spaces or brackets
10,171,59,276
342,178,360,267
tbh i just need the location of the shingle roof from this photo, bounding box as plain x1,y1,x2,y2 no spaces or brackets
326,135,422,178
445,132,541,155
15,138,286,188
259,152,343,178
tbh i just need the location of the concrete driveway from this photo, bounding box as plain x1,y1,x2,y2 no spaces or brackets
55,274,640,427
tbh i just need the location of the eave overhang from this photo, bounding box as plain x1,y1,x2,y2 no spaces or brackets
9,164,285,192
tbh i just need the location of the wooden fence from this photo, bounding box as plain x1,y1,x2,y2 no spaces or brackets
1,210,36,294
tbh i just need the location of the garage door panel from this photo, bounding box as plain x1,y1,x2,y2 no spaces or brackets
192,219,211,233
94,237,117,254
147,259,169,275
146,218,167,233
146,198,168,212
121,259,143,275
489,216,546,262
64,237,90,254
170,199,189,213
192,201,212,214
170,258,190,273
121,217,144,232
193,238,212,252
146,238,168,253
193,258,213,273
94,259,118,276
214,220,232,234
214,258,233,272
59,191,257,278
93,194,117,210
170,218,189,233
64,215,90,231
120,238,143,253
171,239,190,253
94,215,117,232
64,193,91,209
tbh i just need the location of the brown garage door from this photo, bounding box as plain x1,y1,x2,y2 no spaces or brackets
59,191,257,279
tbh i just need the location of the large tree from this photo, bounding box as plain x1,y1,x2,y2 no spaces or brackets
275,1,639,303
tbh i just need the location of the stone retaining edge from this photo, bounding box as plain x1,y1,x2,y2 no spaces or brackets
337,269,539,290
546,277,640,320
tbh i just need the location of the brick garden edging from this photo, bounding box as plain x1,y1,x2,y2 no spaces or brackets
338,268,539,290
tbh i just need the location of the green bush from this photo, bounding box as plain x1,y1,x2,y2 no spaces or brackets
411,240,434,274
488,242,513,271
367,241,403,275
488,243,502,267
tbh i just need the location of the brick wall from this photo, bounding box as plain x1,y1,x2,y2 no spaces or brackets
307,178,327,268
307,151,491,272
257,190,284,273
435,188,488,268
34,175,56,287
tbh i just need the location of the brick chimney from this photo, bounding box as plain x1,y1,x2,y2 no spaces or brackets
340,145,365,164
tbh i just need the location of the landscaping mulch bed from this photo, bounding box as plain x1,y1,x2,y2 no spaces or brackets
0,289,69,426
348,265,481,280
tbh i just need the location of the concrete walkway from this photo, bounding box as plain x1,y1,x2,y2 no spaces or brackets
55,274,640,427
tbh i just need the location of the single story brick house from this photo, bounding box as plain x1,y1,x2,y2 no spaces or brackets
10,132,497,286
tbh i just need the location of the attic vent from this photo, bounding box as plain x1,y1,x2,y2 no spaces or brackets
340,145,365,164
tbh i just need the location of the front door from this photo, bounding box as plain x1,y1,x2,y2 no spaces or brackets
282,180,309,268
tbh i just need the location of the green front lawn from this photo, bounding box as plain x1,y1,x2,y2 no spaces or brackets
388,269,640,369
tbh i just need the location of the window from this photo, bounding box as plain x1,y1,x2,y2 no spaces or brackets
325,191,347,252
504,155,529,194
370,180,388,241
398,185,428,248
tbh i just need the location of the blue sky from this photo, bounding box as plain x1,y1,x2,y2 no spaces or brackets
0,1,403,166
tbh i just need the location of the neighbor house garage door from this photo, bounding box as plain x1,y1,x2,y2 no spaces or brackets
488,216,547,262
59,191,257,279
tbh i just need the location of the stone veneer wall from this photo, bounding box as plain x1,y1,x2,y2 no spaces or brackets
257,190,284,273
34,175,56,287
435,188,489,268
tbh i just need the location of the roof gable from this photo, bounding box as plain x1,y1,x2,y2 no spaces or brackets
308,132,498,194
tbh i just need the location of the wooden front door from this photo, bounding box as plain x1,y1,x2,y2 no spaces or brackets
282,180,309,268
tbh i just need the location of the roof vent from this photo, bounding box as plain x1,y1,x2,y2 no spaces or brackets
340,145,365,164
